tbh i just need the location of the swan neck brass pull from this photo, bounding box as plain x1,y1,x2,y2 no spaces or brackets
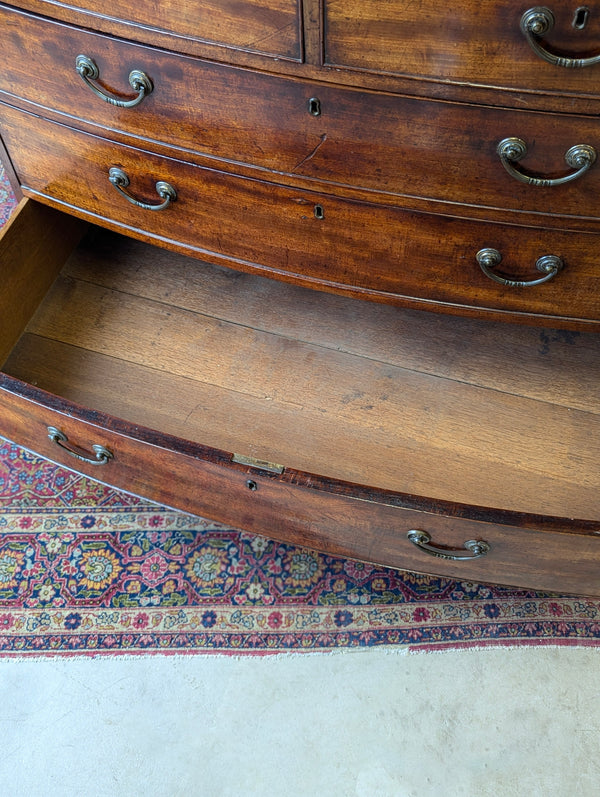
47,426,113,466
476,248,563,287
521,7,600,67
109,167,176,211
407,530,490,561
497,137,596,186
76,55,153,107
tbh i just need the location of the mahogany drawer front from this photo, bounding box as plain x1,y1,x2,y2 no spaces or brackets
11,0,302,61
288,92,600,220
2,102,600,326
0,5,331,177
3,6,600,219
324,0,600,99
1,377,600,597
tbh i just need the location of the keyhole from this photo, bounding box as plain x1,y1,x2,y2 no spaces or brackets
573,6,590,29
308,97,321,117
314,204,324,219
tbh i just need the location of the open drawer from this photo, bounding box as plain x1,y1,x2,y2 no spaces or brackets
1,198,600,595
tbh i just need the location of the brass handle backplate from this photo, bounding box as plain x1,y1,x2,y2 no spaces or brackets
108,167,176,211
497,137,596,186
48,426,113,466
407,530,490,561
521,7,600,67
76,55,153,107
476,248,564,287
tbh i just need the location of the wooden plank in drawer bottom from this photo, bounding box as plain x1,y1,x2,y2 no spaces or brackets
0,200,599,595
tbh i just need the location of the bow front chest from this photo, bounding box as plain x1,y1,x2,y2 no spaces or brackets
0,0,599,594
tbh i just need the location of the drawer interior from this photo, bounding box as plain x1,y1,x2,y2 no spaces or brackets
1,199,599,520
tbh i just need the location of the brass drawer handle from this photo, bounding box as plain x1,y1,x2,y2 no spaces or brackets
76,55,153,108
521,7,600,68
108,167,177,211
407,530,490,561
497,137,596,187
47,426,113,466
476,248,563,287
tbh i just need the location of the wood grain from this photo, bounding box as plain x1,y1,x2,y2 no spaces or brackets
0,198,86,363
2,6,600,219
7,0,600,115
2,227,598,518
1,370,600,595
23,0,302,60
65,231,600,415
2,102,600,327
2,0,600,598
324,0,600,97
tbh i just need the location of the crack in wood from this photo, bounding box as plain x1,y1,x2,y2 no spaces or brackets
292,133,328,171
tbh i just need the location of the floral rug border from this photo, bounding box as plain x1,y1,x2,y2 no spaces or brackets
0,504,599,656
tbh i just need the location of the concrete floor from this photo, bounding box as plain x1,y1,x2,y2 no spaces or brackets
0,645,598,796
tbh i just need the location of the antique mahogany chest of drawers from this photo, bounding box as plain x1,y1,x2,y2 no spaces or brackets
0,0,599,595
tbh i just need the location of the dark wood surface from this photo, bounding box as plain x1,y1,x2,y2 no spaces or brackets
9,0,600,114
0,199,86,362
323,0,600,98
15,0,303,59
3,371,600,596
1,101,599,327
3,5,600,224
1,1,599,596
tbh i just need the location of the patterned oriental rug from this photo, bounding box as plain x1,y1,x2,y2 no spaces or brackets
2,166,600,656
